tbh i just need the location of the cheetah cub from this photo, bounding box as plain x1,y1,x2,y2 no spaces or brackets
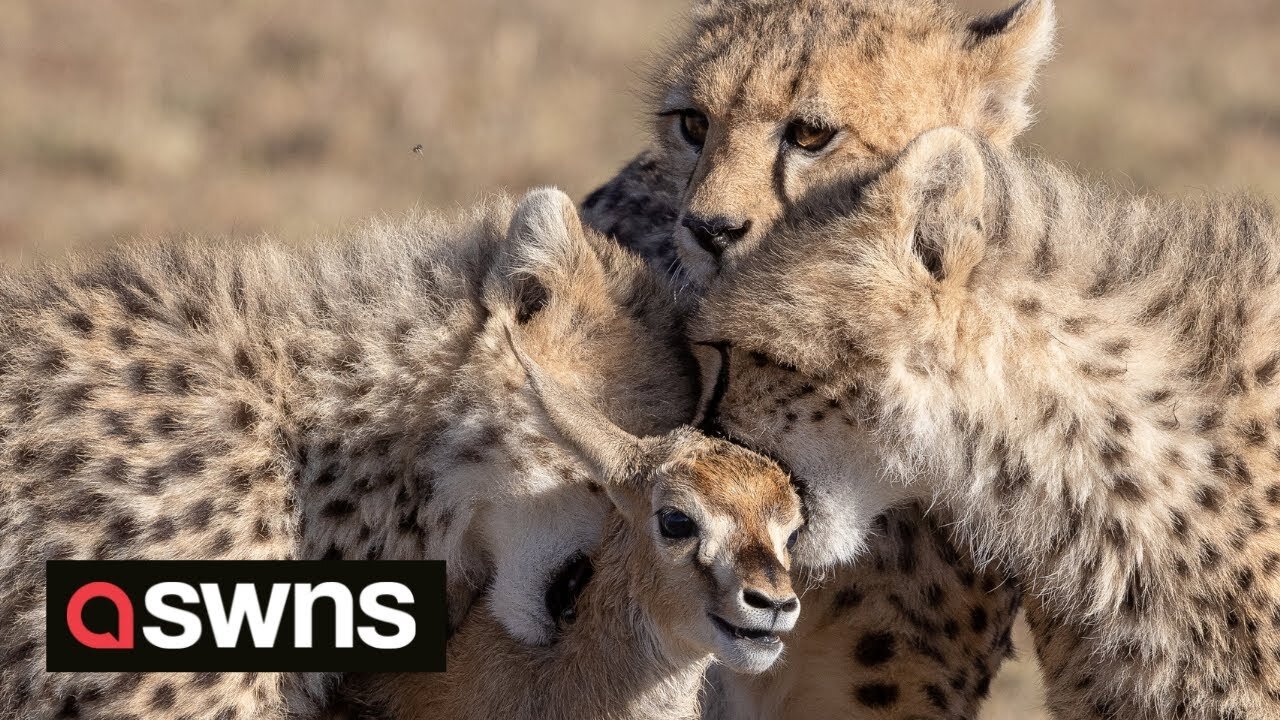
699,126,1280,718
697,345,1019,720
0,188,696,718
584,0,1056,287
342,331,803,720
582,2,1049,715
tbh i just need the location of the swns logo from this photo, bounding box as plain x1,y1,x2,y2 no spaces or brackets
46,561,447,672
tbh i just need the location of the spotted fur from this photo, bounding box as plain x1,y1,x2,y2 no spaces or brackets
698,346,1018,720
580,2,1046,713
698,126,1280,719
584,0,1055,288
0,188,697,718
583,190,1022,720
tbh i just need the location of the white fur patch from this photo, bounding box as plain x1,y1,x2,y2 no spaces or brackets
484,484,611,645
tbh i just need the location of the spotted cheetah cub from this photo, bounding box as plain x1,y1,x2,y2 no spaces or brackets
699,127,1280,718
697,346,1018,719
582,2,1050,715
0,189,696,718
584,0,1056,286
342,333,802,720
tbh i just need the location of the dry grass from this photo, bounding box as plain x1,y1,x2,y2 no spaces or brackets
2,1,1277,716
0,0,685,252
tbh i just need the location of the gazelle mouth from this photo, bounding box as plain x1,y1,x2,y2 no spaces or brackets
710,614,781,645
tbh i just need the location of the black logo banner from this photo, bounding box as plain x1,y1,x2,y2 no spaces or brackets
46,560,447,672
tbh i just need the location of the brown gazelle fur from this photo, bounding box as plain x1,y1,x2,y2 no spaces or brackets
343,330,803,720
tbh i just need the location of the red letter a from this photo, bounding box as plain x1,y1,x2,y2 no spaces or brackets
67,582,134,649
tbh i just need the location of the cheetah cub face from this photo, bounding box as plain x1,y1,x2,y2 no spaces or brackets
511,331,805,673
696,128,995,538
654,0,1055,286
694,344,911,570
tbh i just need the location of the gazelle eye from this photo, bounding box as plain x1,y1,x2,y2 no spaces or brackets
678,110,709,148
658,508,698,539
786,529,800,550
784,120,838,152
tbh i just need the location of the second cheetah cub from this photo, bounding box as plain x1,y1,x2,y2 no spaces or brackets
700,127,1280,719
344,330,804,720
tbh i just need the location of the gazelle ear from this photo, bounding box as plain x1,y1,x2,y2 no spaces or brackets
881,128,988,286
503,326,658,487
964,0,1056,145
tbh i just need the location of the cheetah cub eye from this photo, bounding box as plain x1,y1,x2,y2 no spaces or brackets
672,109,709,148
784,120,838,153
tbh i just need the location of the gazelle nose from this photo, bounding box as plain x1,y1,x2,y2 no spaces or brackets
742,588,799,614
681,215,752,257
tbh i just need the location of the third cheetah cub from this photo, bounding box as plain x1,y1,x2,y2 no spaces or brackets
699,127,1280,719
0,188,694,718
344,330,803,720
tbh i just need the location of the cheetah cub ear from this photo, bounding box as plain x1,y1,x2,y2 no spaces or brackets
493,187,598,326
882,127,988,287
963,0,1057,146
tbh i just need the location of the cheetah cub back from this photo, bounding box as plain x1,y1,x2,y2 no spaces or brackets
0,188,697,718
699,126,1280,718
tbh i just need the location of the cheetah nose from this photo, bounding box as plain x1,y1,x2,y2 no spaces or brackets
682,215,752,257
742,587,799,615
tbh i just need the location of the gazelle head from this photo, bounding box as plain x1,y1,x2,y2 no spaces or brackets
507,328,803,673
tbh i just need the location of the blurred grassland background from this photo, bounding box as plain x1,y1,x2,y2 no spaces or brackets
2,0,1277,716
